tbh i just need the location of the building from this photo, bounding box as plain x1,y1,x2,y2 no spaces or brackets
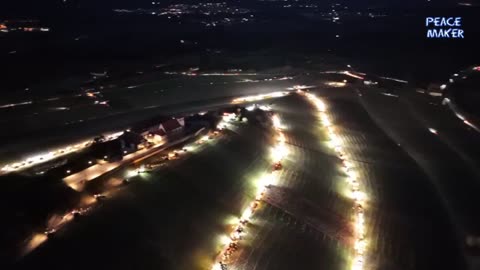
91,131,145,162
159,118,184,134
143,117,185,143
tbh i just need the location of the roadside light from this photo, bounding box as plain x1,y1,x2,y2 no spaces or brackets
66,170,71,174
88,161,92,164
126,170,137,178
104,155,108,159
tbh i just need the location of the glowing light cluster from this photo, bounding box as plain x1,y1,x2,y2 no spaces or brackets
287,85,316,91
216,112,238,130
303,91,368,270
325,81,347,87
212,113,288,269
246,104,272,111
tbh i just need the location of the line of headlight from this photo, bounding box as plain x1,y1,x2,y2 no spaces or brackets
0,131,124,174
212,113,288,270
231,91,289,104
303,91,368,270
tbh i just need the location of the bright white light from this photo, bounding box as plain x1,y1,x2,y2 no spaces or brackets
222,113,236,121
272,114,284,129
219,235,230,245
352,190,366,203
343,160,352,169
428,128,438,135
212,264,223,270
259,105,271,111
126,170,137,178
231,91,288,104
259,174,275,187
271,144,288,161
354,239,367,254
325,81,347,87
241,208,253,221
331,134,342,147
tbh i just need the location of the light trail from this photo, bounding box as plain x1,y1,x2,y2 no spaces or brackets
380,92,399,98
442,97,480,133
428,128,438,135
239,76,294,83
0,100,33,109
231,91,290,104
344,71,365,80
164,71,258,76
378,76,408,84
286,85,316,91
325,81,347,87
302,91,369,270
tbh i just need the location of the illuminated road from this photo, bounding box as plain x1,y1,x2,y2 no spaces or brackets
63,134,193,191
230,95,349,270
